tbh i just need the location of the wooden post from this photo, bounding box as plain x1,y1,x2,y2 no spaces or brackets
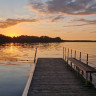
80,52,81,61
65,48,66,61
70,49,72,67
71,49,72,58
68,48,69,58
87,54,88,65
34,48,37,63
75,50,76,59
63,47,64,59
67,48,69,64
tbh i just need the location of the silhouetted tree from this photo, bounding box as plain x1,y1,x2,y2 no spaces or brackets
0,34,12,43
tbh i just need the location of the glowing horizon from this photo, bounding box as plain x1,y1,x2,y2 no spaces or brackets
0,0,96,40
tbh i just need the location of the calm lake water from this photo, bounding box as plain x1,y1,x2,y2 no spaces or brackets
0,42,96,96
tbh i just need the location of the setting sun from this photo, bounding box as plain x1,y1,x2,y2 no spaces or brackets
9,33,17,37
6,32,20,37
0,0,96,96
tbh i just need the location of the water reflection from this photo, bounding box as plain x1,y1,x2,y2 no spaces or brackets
0,42,96,65
0,43,35,96
0,42,96,96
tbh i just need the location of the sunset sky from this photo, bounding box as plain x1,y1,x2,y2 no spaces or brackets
0,0,96,40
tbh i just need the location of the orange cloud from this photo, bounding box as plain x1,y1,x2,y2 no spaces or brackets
0,18,38,28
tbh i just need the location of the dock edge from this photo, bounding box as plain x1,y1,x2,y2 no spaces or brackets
22,62,36,96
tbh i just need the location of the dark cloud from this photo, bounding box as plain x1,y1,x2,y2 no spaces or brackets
64,19,96,27
51,15,64,22
29,0,96,15
29,0,46,12
75,18,96,24
0,18,38,28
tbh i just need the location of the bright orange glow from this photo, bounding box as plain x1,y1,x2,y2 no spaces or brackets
8,32,19,37
2,26,21,37
0,22,96,40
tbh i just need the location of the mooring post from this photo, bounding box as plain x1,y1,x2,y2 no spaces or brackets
71,49,72,67
63,47,64,59
34,48,37,63
65,48,66,61
75,50,76,59
80,52,81,61
71,49,72,58
67,48,69,64
87,54,88,65
68,48,69,58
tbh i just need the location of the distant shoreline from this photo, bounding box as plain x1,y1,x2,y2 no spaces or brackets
62,40,96,42
0,34,96,43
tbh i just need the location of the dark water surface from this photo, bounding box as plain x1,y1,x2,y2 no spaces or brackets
0,42,96,96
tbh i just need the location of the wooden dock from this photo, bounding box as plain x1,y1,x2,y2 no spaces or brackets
27,58,96,96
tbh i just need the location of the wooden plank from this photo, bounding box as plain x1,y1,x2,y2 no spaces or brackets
27,58,96,96
68,58,96,73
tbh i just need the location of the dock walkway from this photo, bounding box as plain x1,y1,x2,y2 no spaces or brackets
27,58,96,96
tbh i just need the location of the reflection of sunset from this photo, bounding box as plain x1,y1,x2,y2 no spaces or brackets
0,44,19,62
10,43,16,51
3,43,19,57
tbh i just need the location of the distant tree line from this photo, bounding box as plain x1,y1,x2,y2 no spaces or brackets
0,34,95,44
0,34,62,43
0,34,12,43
